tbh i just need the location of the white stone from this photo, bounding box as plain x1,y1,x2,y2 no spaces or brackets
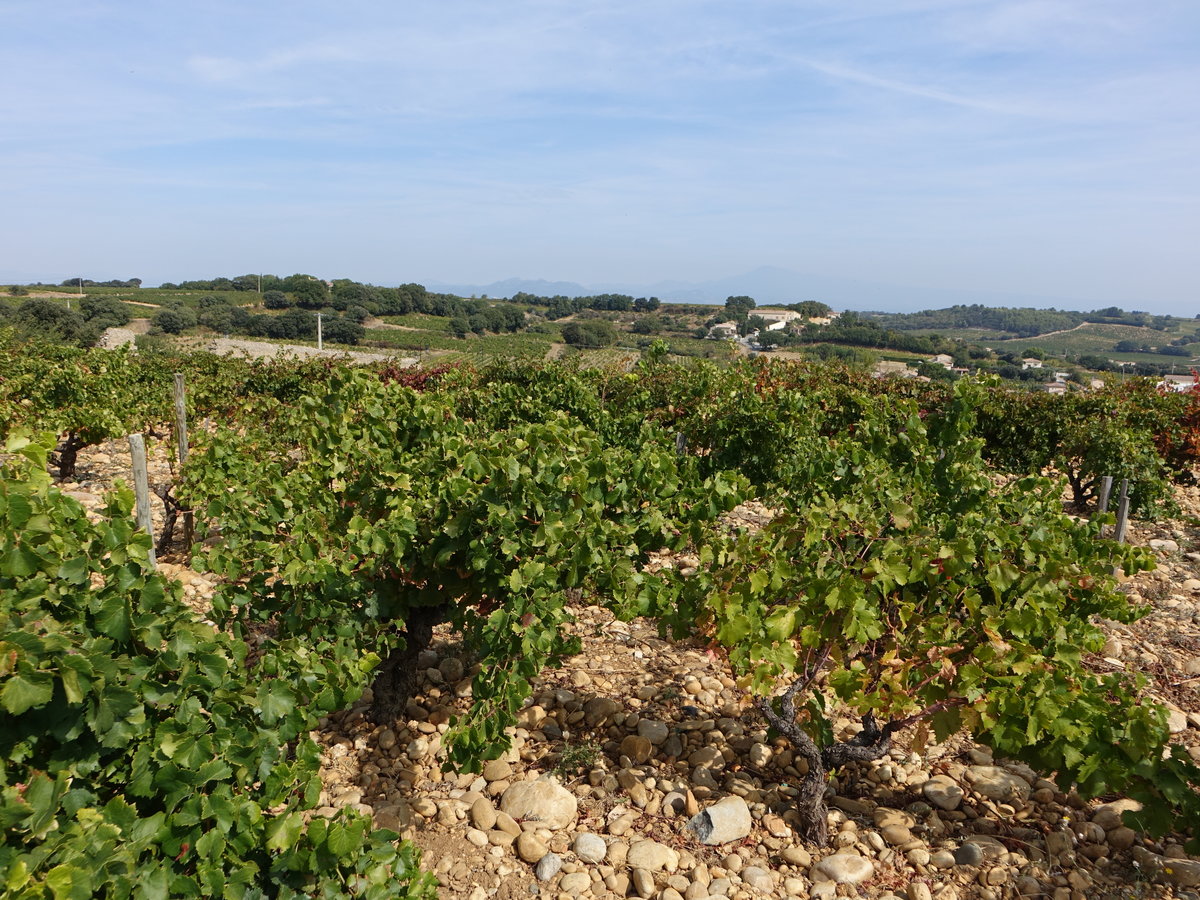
559,872,591,894
922,775,964,811
810,852,874,885
687,796,752,845
741,866,773,891
748,742,772,767
499,777,578,830
965,766,1031,803
535,852,562,881
627,839,679,873
573,832,608,864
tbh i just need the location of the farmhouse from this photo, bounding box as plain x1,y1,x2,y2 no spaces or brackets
1159,374,1197,392
754,309,805,331
873,360,917,379
707,322,739,340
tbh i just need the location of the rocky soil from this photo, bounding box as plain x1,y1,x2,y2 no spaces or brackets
52,441,1200,900
97,324,419,365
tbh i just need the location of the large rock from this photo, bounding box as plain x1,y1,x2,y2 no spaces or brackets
627,839,679,873
811,852,875,885
500,778,578,830
687,796,752,845
965,766,1031,803
921,775,964,811
1133,846,1200,888
373,803,412,832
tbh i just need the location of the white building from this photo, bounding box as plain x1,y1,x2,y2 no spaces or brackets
754,309,805,331
1159,374,1197,392
708,322,739,340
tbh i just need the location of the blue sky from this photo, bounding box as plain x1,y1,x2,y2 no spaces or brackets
2,1,1198,312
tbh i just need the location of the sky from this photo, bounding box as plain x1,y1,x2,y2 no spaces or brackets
2,1,1198,313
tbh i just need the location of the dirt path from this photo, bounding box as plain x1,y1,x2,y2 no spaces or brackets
364,317,421,332
179,336,417,366
1011,321,1090,341
24,290,84,299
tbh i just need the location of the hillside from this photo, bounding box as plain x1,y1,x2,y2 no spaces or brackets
7,279,1197,379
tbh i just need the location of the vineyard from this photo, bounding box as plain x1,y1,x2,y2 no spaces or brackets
5,330,1200,899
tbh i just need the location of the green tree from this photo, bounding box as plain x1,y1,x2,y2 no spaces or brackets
14,299,98,346
724,295,756,321
756,328,783,349
916,360,954,381
561,320,618,348
80,296,130,330
153,307,196,335
742,314,767,337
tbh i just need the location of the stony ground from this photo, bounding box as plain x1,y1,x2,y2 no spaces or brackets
54,441,1200,900
97,323,419,365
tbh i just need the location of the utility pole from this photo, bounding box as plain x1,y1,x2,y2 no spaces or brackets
317,312,323,351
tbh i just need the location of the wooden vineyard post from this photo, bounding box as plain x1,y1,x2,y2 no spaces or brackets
128,433,156,569
317,312,323,351
1097,475,1114,537
1113,478,1130,545
173,372,194,547
675,432,687,456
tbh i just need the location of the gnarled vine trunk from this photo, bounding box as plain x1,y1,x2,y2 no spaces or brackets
369,604,448,724
54,432,86,480
756,683,896,847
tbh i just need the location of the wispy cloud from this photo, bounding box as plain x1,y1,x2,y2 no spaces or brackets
797,58,1051,118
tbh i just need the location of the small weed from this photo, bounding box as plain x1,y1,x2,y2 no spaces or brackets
552,740,601,780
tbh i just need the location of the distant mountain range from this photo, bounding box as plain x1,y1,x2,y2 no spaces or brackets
426,266,1122,314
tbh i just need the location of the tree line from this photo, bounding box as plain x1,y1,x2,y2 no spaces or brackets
867,304,1176,338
